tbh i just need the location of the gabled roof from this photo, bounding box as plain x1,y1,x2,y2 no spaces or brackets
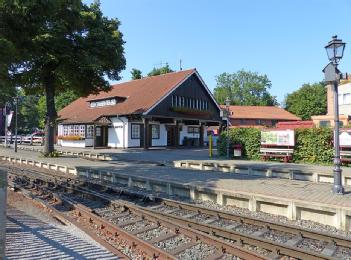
58,69,196,123
221,105,301,121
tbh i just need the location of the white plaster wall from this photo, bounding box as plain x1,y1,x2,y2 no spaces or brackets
85,138,93,147
128,121,141,147
57,125,63,145
58,125,63,136
179,125,200,145
108,117,128,148
339,83,351,116
61,139,86,148
151,124,167,147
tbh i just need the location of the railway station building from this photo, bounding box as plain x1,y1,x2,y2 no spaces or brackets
57,69,222,149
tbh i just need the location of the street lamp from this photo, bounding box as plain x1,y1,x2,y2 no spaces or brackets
324,35,346,195
225,97,231,159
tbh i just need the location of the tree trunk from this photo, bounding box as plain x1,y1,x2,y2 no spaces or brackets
43,73,56,156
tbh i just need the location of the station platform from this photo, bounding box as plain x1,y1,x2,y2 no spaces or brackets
1,147,351,232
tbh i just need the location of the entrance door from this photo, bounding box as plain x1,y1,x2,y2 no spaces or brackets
167,126,177,146
95,126,108,147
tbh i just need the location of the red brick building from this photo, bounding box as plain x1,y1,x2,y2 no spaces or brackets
222,105,300,128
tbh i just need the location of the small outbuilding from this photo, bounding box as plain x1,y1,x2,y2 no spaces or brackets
222,105,301,128
57,69,222,149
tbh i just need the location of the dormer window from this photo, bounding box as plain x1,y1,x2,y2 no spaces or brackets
90,98,117,108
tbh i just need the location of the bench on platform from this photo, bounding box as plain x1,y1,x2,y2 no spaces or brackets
260,145,294,163
340,146,351,164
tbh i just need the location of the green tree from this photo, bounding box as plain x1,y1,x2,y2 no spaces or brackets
284,82,327,120
0,0,126,155
0,31,17,106
147,64,174,76
131,68,142,80
214,70,277,106
37,90,79,129
17,94,40,134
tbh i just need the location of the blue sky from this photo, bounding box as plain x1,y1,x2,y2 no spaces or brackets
88,0,351,104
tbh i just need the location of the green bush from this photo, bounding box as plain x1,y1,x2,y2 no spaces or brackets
294,128,333,164
217,128,261,160
217,127,334,164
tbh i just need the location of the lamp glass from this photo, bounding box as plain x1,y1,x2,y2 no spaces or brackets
325,37,346,62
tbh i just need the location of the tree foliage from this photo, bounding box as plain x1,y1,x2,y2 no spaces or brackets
147,64,174,76
131,68,142,80
17,94,40,134
0,0,126,155
284,82,327,120
37,90,79,128
214,70,277,106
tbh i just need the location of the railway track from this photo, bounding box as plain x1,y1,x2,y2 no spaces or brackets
7,166,263,260
6,164,351,259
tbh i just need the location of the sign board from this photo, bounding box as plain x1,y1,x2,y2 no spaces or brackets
261,130,295,146
340,130,351,146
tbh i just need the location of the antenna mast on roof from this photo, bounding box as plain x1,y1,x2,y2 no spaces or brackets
179,58,182,71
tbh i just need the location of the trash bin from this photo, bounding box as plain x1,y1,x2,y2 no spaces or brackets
233,144,242,158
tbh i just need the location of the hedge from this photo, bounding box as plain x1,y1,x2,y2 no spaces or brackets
217,128,261,160
217,128,334,164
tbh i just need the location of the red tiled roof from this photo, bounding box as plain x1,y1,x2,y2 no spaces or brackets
221,105,301,121
276,121,314,129
58,69,195,123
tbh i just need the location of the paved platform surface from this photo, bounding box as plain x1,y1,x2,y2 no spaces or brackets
1,148,351,209
3,145,351,175
6,207,118,260
8,144,214,163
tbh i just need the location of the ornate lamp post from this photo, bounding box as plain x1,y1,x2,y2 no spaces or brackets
225,97,231,159
324,35,346,195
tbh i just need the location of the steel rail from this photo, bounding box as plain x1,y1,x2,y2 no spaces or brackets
9,169,265,260
9,188,131,260
7,164,351,259
160,199,351,249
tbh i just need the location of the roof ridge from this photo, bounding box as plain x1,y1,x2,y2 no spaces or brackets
110,68,196,87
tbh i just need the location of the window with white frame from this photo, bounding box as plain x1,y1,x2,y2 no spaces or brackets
87,125,94,138
131,124,140,139
151,125,160,139
90,98,117,108
170,95,210,111
96,127,101,136
63,125,68,136
188,126,200,134
79,125,85,137
74,125,79,136
68,125,74,135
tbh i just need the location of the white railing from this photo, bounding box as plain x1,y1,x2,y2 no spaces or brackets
0,135,43,145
